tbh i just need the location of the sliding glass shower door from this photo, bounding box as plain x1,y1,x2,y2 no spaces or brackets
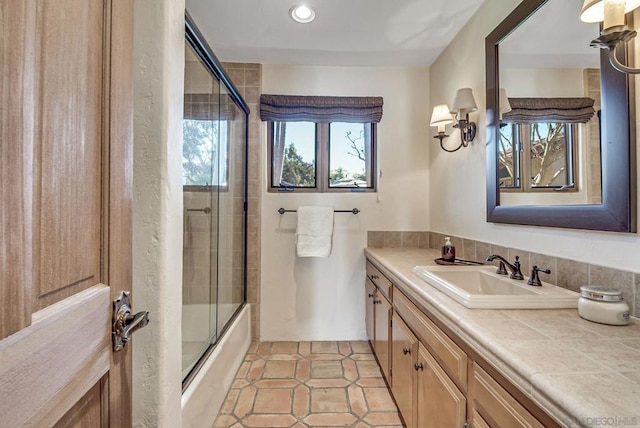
181,27,248,383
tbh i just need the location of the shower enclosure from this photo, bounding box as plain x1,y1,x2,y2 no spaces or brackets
182,15,248,384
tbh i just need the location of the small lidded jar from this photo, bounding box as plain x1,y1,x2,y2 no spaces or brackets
578,285,630,326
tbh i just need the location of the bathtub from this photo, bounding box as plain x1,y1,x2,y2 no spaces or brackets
181,304,251,427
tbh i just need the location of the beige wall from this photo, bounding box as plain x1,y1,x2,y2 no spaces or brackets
429,0,640,273
260,65,430,341
132,0,185,426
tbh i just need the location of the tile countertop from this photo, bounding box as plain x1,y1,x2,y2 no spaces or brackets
364,247,640,428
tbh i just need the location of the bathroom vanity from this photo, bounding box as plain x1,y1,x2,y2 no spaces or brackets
365,247,640,428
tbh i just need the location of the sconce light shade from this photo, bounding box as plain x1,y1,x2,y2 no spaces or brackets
430,104,453,130
580,0,640,23
581,0,640,74
499,88,512,119
450,88,478,115
432,89,478,152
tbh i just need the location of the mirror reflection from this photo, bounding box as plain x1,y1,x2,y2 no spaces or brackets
497,0,602,206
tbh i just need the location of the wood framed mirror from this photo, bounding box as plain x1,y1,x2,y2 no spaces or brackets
485,0,636,232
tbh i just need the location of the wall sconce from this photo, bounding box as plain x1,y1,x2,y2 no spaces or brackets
430,103,453,147
430,88,478,152
499,88,512,121
581,0,640,74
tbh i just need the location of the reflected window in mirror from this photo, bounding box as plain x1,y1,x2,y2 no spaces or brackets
500,122,579,192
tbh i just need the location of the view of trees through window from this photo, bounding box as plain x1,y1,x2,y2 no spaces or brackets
329,123,368,187
499,122,575,191
183,119,228,186
272,121,373,190
277,122,316,187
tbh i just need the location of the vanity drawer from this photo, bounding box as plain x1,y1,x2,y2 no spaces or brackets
394,290,467,390
469,363,544,428
366,261,392,301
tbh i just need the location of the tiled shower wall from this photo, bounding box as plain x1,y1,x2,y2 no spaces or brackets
583,68,602,204
367,230,640,318
223,62,262,340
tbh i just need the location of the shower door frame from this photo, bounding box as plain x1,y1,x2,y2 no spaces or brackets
182,11,250,391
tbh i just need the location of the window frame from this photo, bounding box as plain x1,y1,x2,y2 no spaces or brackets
267,121,377,193
499,122,579,193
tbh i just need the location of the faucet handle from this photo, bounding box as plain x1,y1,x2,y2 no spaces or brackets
510,255,524,280
527,265,551,286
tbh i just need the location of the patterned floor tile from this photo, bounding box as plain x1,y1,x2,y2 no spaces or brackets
213,341,402,428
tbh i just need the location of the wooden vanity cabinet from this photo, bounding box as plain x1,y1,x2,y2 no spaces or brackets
391,313,418,428
365,280,375,343
365,263,393,383
468,363,545,428
374,292,392,382
365,257,555,428
416,342,466,428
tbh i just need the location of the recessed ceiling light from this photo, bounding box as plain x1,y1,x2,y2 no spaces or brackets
289,4,316,24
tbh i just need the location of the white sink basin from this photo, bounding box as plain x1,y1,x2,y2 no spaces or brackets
411,265,578,309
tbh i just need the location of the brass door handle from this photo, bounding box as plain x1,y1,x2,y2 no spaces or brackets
113,291,150,352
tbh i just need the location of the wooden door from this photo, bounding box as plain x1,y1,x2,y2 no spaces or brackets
374,293,391,382
391,313,417,428
1,0,134,426
416,343,466,428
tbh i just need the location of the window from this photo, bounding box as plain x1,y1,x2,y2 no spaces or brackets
498,97,595,193
268,121,376,192
183,118,229,188
499,122,577,192
260,94,383,193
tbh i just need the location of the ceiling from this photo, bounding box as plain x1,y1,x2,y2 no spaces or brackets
499,0,601,69
185,0,485,67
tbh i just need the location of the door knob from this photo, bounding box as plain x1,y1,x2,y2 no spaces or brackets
112,291,150,352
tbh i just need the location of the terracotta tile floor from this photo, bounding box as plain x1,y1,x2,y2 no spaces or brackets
213,341,403,428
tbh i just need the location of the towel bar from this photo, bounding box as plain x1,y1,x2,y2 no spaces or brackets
277,207,360,215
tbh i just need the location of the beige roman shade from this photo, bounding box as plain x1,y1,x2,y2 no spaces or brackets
259,94,384,123
502,97,595,124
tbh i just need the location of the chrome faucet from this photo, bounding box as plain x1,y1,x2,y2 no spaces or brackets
486,255,524,280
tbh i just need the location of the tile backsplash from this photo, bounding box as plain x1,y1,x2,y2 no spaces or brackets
367,230,640,318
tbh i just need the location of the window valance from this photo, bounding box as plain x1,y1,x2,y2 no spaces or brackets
259,94,383,123
502,97,595,124
184,94,237,121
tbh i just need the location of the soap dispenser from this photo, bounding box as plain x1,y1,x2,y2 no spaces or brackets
442,237,456,261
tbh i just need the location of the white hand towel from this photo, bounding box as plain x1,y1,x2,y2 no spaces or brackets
296,206,334,257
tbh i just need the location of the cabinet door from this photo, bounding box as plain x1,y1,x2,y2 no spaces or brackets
374,293,392,382
469,363,544,428
391,313,418,428
416,343,466,428
365,280,376,343
470,409,491,428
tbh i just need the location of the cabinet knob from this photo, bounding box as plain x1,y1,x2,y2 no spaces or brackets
368,293,374,298
371,274,378,280
414,362,424,371
403,347,411,355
